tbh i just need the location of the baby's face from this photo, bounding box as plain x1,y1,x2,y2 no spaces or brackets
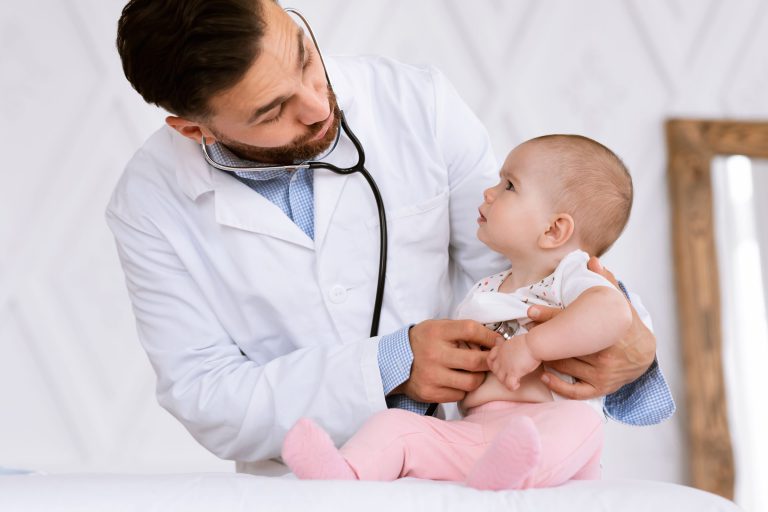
476,143,556,259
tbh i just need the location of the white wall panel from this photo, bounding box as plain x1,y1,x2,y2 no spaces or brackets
2,0,767,484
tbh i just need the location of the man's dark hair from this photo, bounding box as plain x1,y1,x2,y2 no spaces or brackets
116,0,274,119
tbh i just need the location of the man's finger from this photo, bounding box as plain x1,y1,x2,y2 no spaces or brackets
541,370,601,400
445,320,503,350
527,305,562,323
425,366,485,394
587,256,619,287
441,346,489,373
443,368,486,393
430,387,467,403
545,358,596,382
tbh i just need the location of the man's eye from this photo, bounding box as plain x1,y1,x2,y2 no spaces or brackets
505,180,515,191
303,48,314,69
261,107,283,125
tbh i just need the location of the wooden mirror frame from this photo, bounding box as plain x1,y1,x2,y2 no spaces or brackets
666,119,768,499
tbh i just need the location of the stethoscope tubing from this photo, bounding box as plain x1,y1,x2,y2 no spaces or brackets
309,114,387,338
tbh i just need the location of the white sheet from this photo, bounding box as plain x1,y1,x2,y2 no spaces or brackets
0,474,741,512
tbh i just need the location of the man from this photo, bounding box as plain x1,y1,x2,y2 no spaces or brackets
110,0,673,473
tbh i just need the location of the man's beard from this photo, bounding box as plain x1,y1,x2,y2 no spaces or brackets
213,89,341,166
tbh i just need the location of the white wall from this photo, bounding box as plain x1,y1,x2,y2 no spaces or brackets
2,0,767,483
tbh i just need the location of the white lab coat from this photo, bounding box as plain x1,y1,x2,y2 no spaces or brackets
106,56,506,468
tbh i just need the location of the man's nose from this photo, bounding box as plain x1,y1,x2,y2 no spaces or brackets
295,84,330,126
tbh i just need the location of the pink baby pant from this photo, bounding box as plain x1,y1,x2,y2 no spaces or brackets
338,400,603,488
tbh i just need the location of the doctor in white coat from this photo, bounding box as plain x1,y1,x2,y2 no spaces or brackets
109,0,666,473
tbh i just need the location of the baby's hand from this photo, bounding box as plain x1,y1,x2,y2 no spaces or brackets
487,333,541,391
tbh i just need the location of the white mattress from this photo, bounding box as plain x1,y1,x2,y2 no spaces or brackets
0,474,741,512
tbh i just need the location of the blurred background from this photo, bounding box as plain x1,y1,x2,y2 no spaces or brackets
1,0,767,502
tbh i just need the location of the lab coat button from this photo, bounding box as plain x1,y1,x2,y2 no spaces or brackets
329,285,348,304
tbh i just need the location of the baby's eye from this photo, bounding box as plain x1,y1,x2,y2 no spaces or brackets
505,180,516,191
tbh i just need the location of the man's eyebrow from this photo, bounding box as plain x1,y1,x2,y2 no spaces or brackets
296,29,305,72
247,30,305,124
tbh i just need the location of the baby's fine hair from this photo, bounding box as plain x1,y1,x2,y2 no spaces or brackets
529,134,633,257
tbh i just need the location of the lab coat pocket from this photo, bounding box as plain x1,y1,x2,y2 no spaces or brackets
366,189,451,323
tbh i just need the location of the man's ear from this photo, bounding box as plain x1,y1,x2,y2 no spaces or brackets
538,213,575,249
165,116,218,145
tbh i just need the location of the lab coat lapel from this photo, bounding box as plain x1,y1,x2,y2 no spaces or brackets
172,126,313,249
313,147,351,251
211,169,314,249
313,172,348,251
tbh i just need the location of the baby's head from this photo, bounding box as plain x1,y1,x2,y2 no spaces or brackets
477,134,632,260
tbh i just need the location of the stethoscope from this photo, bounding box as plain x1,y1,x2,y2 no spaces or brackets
200,8,388,340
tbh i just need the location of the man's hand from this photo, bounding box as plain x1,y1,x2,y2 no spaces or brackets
487,333,541,391
527,257,656,400
393,319,502,403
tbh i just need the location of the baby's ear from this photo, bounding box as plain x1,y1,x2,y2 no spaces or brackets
538,213,574,249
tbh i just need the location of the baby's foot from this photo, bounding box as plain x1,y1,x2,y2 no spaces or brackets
282,418,357,480
465,415,541,490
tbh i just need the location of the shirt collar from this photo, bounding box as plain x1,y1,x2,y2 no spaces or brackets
206,142,289,182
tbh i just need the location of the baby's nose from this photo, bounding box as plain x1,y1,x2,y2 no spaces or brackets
483,187,495,202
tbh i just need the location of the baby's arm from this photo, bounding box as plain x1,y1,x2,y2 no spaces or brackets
488,286,632,391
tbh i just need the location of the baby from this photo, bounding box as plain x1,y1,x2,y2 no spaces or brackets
282,134,634,490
